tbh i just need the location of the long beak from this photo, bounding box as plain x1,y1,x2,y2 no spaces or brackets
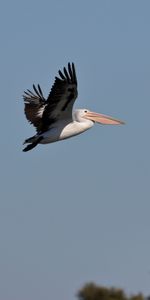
84,111,125,125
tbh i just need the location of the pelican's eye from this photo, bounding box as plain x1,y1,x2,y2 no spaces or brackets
84,110,88,113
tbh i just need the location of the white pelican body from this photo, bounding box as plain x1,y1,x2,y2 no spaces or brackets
33,110,93,144
22,63,124,151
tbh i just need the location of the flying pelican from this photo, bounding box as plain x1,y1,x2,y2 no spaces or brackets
22,63,124,152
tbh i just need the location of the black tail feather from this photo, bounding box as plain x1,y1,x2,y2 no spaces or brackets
23,142,38,152
23,137,43,152
23,135,36,145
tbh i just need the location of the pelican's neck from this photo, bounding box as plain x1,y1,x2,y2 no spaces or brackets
73,118,94,132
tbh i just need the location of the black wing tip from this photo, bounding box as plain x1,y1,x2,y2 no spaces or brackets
33,84,41,97
58,62,77,84
67,62,75,72
23,84,45,102
68,62,75,69
58,70,66,80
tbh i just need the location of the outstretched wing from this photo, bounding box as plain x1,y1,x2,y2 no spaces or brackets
42,62,78,131
23,63,78,133
23,84,46,132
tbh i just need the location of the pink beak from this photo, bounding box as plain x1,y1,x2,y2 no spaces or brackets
84,111,125,125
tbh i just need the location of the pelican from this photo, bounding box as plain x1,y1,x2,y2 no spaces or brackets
22,63,124,152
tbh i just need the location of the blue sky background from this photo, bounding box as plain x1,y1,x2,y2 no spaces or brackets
0,1,150,299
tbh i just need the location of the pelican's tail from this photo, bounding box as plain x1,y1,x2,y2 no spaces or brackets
23,135,43,152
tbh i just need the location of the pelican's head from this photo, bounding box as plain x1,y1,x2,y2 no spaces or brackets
81,109,125,125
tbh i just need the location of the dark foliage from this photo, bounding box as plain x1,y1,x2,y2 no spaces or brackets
77,283,144,300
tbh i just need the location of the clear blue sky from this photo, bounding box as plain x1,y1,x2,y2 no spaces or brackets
0,1,150,299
